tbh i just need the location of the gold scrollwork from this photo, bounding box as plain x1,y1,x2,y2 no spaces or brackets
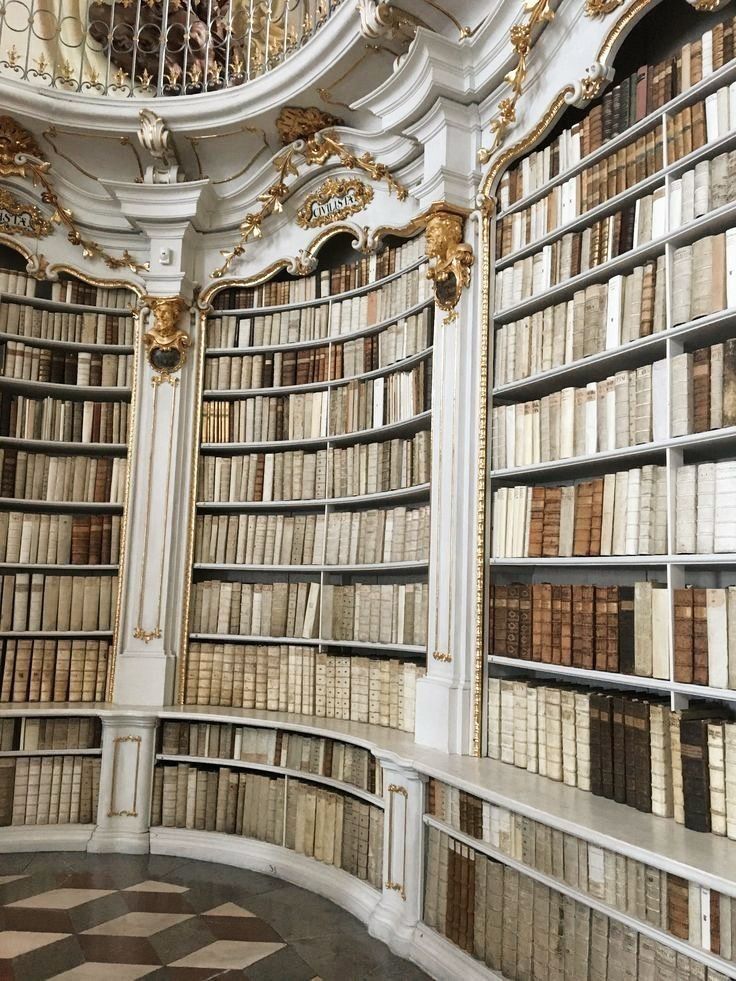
385,784,409,900
432,651,453,662
212,131,407,280
143,296,191,374
477,0,555,164
108,734,142,818
276,106,344,145
584,0,626,16
426,211,474,321
296,177,374,229
0,187,53,239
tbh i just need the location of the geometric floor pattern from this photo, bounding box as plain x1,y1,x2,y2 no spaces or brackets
0,853,430,980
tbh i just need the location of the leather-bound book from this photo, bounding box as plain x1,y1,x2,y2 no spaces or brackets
599,694,615,800
528,486,545,558
572,585,595,670
611,695,627,805
633,699,652,813
506,585,520,659
559,585,572,667
667,874,690,940
723,337,736,428
572,481,593,556
673,588,694,683
680,717,712,833
518,584,533,660
493,585,508,656
692,347,711,433
589,693,603,797
542,487,561,557
594,587,609,672
618,586,636,675
692,588,709,686
551,585,563,665
623,699,639,809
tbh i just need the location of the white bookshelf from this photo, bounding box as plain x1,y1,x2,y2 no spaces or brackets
186,239,432,693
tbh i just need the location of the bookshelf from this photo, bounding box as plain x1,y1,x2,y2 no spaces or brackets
0,244,139,705
182,233,432,732
475,6,736,977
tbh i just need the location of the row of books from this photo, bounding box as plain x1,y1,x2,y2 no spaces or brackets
184,643,421,731
491,466,668,559
0,511,122,565
497,109,736,262
496,211,734,315
0,450,127,503
0,342,133,388
203,310,432,391
491,360,667,470
424,826,730,981
0,573,118,631
1,395,130,445
0,638,110,702
667,79,736,165
0,268,132,310
194,504,429,567
0,302,134,346
491,579,736,689
200,364,430,443
427,777,733,959
190,579,428,646
487,677,736,836
676,461,736,554
0,755,101,827
211,237,424,310
160,720,382,795
498,16,736,207
494,260,666,387
672,341,736,437
0,716,101,751
496,128,662,258
151,764,383,887
197,433,431,504
207,269,431,350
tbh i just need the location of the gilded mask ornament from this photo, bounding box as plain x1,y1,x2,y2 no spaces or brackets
425,212,474,317
144,296,191,374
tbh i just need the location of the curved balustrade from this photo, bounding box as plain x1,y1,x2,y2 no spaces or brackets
0,0,340,98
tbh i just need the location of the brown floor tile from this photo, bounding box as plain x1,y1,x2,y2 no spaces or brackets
75,935,162,965
0,908,75,934
200,916,283,944
122,894,195,915
56,873,121,891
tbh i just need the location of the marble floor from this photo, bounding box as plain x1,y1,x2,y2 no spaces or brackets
0,853,431,981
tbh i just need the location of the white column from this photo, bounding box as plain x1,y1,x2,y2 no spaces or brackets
369,757,426,956
101,180,209,705
88,713,158,854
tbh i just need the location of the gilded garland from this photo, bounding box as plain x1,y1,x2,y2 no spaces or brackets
0,115,146,274
212,130,407,279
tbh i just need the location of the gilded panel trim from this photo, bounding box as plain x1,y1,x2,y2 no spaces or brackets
385,784,409,899
108,734,142,818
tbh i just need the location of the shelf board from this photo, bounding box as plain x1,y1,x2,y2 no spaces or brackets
0,563,118,573
0,331,134,355
195,483,431,513
423,814,736,976
188,633,425,654
489,555,670,567
192,561,428,575
490,425,736,479
488,656,673,693
155,753,384,807
205,297,434,356
0,630,113,639
0,499,124,514
0,436,127,456
0,377,131,402
494,198,736,325
0,748,102,758
0,290,134,318
498,56,736,220
203,347,432,400
0,823,96,852
200,409,431,454
209,258,428,317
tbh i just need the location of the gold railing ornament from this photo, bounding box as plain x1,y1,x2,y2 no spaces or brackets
426,211,474,322
143,296,191,374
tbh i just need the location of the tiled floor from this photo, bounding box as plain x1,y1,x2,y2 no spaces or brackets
0,853,431,980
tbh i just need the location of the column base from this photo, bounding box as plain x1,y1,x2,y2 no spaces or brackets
87,827,151,855
414,675,472,753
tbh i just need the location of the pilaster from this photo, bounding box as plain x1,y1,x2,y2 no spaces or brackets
88,713,158,854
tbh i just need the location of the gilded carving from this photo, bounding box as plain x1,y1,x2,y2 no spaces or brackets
276,106,344,146
0,116,47,179
138,109,185,184
296,177,374,229
143,296,191,374
432,651,453,662
426,212,474,318
0,188,53,239
584,0,626,16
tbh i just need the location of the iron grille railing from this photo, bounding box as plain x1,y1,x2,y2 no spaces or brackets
0,0,340,97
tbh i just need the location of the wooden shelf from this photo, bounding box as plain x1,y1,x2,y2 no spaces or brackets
0,563,118,573
0,630,113,639
188,633,425,654
195,483,431,513
0,331,134,355
0,748,102,757
0,436,127,456
192,561,428,575
0,290,135,317
0,377,131,401
0,499,124,513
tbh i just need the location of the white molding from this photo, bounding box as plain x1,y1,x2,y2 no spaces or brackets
0,824,94,852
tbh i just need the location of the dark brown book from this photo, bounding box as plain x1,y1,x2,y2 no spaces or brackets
599,694,615,800
558,584,572,667
572,585,595,670
542,487,561,558
594,587,609,672
722,337,736,427
692,347,711,433
692,588,709,686
680,717,712,833
673,588,694,684
618,586,635,675
611,695,627,805
623,699,639,809
667,874,690,939
589,693,603,798
506,585,520,659
518,584,532,659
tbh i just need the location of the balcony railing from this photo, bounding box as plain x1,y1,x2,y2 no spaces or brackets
0,0,340,98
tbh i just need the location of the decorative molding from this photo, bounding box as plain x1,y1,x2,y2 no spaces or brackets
42,127,145,184
143,296,191,374
318,43,391,108
385,783,409,900
357,1,425,42
477,0,555,165
0,187,53,238
584,0,626,16
296,177,374,228
432,651,453,662
276,107,344,145
0,115,146,274
138,110,185,184
212,131,407,279
565,60,616,108
426,211,474,321
108,735,142,818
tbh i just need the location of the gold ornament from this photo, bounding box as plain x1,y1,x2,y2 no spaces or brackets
584,0,626,15
0,187,53,238
276,106,344,145
425,211,474,319
0,115,47,179
143,296,191,374
296,177,374,228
